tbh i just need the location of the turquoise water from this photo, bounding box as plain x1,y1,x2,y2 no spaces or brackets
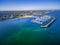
0,10,60,45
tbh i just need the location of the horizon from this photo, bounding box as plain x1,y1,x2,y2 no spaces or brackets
0,9,60,11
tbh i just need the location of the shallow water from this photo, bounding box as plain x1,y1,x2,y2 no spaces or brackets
0,10,60,45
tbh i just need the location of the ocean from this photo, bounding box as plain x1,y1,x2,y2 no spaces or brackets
0,10,60,45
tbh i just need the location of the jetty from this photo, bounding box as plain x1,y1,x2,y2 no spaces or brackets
41,17,56,28
31,15,56,28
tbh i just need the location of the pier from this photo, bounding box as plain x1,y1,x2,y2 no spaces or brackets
31,15,56,28
41,17,56,28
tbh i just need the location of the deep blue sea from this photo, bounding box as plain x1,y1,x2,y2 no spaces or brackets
0,10,60,45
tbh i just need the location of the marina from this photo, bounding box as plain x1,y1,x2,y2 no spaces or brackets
31,15,56,28
41,17,56,28
0,10,56,28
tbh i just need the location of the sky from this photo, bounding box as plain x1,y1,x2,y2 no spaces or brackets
0,0,60,11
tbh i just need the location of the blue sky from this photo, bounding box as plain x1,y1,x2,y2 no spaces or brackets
0,0,60,11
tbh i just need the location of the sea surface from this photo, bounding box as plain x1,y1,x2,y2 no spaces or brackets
0,10,60,45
